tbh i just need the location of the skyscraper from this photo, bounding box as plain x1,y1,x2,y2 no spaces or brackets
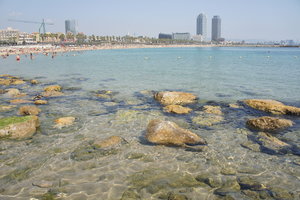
65,20,77,35
196,13,207,40
211,16,221,41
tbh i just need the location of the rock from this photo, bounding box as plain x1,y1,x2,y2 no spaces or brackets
0,89,5,94
246,116,293,132
243,99,300,115
163,105,192,114
5,88,20,97
146,119,206,146
42,91,64,97
54,117,75,128
18,105,41,116
167,192,188,200
30,80,39,84
154,91,197,105
121,189,141,200
11,79,25,85
195,174,222,188
93,136,124,148
192,113,224,126
44,85,62,92
221,167,237,175
240,141,261,152
96,94,111,99
0,105,16,112
0,78,12,85
203,105,223,115
257,132,291,154
0,116,39,139
229,103,240,109
128,168,203,194
269,187,294,200
237,176,266,191
34,100,48,105
10,99,32,104
71,145,119,161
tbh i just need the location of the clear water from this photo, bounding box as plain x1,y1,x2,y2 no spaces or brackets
0,47,300,200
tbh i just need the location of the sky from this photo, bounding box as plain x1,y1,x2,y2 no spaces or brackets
0,0,300,41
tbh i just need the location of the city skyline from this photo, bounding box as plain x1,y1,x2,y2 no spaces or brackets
0,0,300,41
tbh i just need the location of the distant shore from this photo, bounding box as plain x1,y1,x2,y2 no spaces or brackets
0,43,299,57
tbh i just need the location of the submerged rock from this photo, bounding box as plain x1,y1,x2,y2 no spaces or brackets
0,116,39,139
34,100,48,105
42,91,64,97
0,105,16,112
146,119,206,146
10,99,32,104
237,176,266,191
192,113,224,126
30,80,39,84
154,91,197,105
163,105,192,114
4,88,21,97
18,105,41,116
44,85,62,92
54,117,75,129
257,132,291,154
246,116,293,132
269,187,294,200
243,99,300,115
203,105,223,115
93,136,125,148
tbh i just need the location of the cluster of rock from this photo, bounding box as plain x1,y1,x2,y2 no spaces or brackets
242,99,299,155
0,75,75,139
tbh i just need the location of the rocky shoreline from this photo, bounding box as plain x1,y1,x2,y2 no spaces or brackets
0,74,299,199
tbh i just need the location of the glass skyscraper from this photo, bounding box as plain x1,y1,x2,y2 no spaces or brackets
211,16,221,41
65,20,77,35
196,13,207,40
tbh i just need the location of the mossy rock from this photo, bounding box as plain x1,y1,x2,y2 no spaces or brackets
70,145,119,161
127,168,204,194
195,174,222,188
121,188,141,200
269,187,294,200
0,116,32,129
237,176,266,191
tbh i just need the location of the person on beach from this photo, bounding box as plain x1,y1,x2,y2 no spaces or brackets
30,53,33,60
16,55,20,61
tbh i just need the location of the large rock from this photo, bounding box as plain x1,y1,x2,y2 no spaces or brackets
5,88,20,97
34,100,48,105
44,85,62,92
257,132,292,154
163,105,192,114
18,105,41,116
0,116,39,139
146,119,206,146
247,116,293,132
243,99,300,115
154,91,197,105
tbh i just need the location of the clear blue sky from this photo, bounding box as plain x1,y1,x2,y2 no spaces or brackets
0,0,300,41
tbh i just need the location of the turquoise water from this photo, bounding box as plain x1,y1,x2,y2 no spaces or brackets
0,47,300,200
1,47,300,102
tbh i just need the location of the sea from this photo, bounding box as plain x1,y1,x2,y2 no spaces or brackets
0,47,299,199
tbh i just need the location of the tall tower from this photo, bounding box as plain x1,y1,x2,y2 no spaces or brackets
65,19,77,35
211,16,221,41
196,13,207,40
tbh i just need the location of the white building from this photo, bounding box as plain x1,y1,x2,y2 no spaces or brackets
172,32,191,40
0,27,19,42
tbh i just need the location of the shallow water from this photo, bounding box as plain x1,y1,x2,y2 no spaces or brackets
0,47,300,200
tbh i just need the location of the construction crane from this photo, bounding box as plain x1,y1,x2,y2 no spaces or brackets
8,19,54,34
